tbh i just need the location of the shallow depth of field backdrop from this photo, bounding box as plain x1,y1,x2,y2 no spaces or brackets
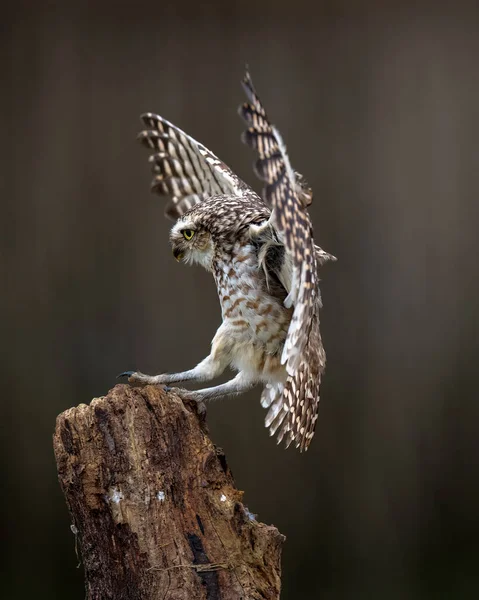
2,2,479,599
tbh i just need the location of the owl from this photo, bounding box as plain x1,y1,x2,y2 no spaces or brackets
120,72,335,451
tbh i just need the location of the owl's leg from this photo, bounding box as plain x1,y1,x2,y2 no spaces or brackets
118,351,228,387
119,324,234,391
176,371,255,402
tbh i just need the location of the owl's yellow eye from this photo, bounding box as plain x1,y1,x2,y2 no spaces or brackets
183,229,195,240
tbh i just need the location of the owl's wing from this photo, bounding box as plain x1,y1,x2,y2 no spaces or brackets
138,113,248,220
239,71,328,451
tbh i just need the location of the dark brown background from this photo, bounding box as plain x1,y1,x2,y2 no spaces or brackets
2,2,479,598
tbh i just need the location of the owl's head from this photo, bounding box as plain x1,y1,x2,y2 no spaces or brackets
169,212,215,271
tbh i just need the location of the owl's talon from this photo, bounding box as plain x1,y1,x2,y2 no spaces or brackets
173,388,207,419
189,397,207,421
117,371,159,386
117,371,135,379
196,400,207,419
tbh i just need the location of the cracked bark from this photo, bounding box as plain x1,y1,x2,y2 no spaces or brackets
53,384,284,599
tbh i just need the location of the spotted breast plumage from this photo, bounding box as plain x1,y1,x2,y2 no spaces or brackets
123,72,335,451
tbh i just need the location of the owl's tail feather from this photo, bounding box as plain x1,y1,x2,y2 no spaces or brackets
261,382,293,449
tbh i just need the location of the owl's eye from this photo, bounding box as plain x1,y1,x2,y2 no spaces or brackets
183,229,195,240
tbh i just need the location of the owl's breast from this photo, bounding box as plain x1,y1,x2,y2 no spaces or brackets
213,245,291,382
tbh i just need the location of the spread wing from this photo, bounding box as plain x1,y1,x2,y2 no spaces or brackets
239,71,329,451
138,113,248,220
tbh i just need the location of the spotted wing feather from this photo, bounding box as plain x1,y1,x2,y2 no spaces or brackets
138,113,246,219
239,71,326,451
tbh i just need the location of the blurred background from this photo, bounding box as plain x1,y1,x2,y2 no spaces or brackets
2,1,479,598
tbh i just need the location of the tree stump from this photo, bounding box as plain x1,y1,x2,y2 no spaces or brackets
53,384,284,599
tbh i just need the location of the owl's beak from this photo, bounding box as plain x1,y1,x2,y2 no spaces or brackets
173,248,184,262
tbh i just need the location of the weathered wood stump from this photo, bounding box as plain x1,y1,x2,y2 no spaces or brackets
53,384,284,599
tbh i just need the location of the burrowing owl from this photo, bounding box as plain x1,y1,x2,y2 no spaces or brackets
120,72,335,451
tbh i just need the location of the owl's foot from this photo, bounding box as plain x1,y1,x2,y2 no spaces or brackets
117,371,164,386
170,388,207,420
116,373,206,416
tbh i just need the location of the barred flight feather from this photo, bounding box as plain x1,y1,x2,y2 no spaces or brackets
138,113,245,219
239,70,327,451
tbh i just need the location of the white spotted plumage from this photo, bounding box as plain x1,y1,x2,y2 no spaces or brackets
131,71,335,451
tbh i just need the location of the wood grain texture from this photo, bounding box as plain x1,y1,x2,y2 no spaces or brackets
53,384,284,599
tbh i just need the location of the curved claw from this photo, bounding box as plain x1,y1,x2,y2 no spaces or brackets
117,371,135,379
173,389,207,419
